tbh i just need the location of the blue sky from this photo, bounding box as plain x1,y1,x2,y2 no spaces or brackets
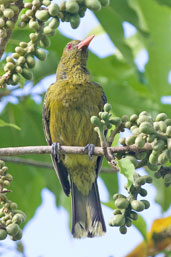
1,5,171,257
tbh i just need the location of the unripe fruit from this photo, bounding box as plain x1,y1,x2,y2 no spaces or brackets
168,138,171,150
11,228,22,241
24,2,32,8
147,134,156,143
43,0,51,6
10,5,19,14
137,115,153,125
156,113,167,121
110,214,125,227
125,218,132,227
166,126,171,137
119,225,127,234
40,35,51,48
131,200,145,212
132,128,140,136
79,6,87,17
158,150,168,165
0,18,5,28
125,135,136,145
29,20,40,31
0,229,7,240
0,29,7,39
26,55,35,68
4,62,15,72
154,171,162,179
32,0,41,7
104,103,112,112
153,139,165,152
15,66,22,73
136,177,146,186
70,14,80,29
109,117,121,126
139,188,147,197
113,193,126,201
143,175,152,183
12,214,23,225
35,10,50,21
21,69,33,80
48,3,59,16
49,17,59,29
165,119,171,126
129,211,138,220
130,114,138,122
85,0,102,11
4,8,14,18
113,209,122,215
149,150,158,165
164,174,171,185
100,112,109,121
90,116,101,127
135,151,147,160
125,121,131,129
122,115,129,122
139,122,154,134
18,56,25,65
158,121,167,133
146,163,158,171
115,198,129,209
66,1,79,14
10,202,17,210
119,137,126,145
35,48,47,61
6,224,20,236
135,135,145,148
15,46,25,56
141,200,150,209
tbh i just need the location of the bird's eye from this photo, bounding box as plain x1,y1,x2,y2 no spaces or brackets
67,44,72,50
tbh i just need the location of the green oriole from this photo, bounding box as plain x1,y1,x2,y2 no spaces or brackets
42,35,107,238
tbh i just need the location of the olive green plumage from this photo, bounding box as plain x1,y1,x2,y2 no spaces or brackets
43,38,106,237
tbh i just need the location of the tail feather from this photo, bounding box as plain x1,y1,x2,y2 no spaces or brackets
71,180,106,238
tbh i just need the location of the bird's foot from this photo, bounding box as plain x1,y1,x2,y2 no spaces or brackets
84,144,95,160
52,142,61,162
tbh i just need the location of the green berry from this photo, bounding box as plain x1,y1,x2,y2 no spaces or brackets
153,139,166,152
156,113,167,121
113,209,122,215
131,200,145,212
147,134,156,143
125,121,131,129
21,69,33,80
119,137,126,145
11,228,22,241
15,46,25,55
35,48,47,61
158,150,169,165
10,202,17,210
26,55,35,68
4,8,14,18
15,66,22,73
48,3,59,16
66,1,79,14
130,114,138,123
109,214,125,227
166,126,171,137
149,150,159,165
167,138,171,151
40,35,51,48
125,135,136,146
146,163,158,171
125,218,132,227
139,188,147,197
137,115,153,125
135,135,145,148
4,62,15,72
0,18,5,28
104,103,112,112
85,0,102,11
126,155,138,168
132,128,141,136
0,229,7,240
109,117,122,126
115,198,129,209
129,211,138,220
91,116,101,127
143,175,152,183
6,223,20,236
158,121,167,133
49,17,59,29
29,20,40,31
136,177,146,186
122,115,129,122
12,73,20,85
119,225,127,234
70,14,80,29
139,122,154,134
154,171,162,179
113,193,126,201
141,200,150,209
12,214,23,225
165,119,171,126
24,2,32,8
35,10,50,21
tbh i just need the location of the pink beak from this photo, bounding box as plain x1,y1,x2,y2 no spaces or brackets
76,35,95,50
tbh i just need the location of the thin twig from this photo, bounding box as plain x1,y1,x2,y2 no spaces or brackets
0,144,152,157
1,156,118,173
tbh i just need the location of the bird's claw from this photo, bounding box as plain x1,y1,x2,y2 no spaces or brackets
52,142,61,162
84,144,95,160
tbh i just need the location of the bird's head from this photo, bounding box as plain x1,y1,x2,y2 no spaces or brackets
57,35,94,79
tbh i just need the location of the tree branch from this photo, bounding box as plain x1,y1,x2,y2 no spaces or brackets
0,0,24,59
0,144,152,157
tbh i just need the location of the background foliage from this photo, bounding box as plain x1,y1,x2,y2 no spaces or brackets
0,0,171,255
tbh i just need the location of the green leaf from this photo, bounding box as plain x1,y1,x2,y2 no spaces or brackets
118,158,135,190
128,0,171,99
132,214,147,241
102,200,115,209
95,6,135,67
0,119,21,130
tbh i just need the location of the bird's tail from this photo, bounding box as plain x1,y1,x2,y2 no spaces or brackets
71,180,106,238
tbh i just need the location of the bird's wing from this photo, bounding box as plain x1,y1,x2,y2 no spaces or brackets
42,88,70,196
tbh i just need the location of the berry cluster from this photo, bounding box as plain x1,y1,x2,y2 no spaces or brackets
0,0,110,88
109,173,152,234
0,0,19,40
0,160,26,241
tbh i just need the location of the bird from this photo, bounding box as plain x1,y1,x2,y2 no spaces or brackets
42,35,107,238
